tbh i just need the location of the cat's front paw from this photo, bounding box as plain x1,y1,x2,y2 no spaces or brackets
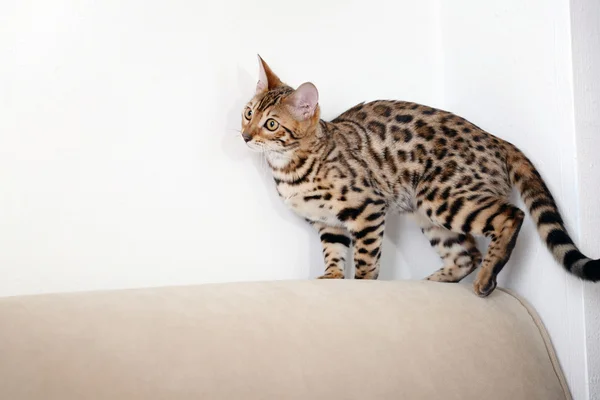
354,271,379,280
317,271,345,279
425,269,453,282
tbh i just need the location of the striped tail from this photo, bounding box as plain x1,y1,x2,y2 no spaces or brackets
505,144,600,281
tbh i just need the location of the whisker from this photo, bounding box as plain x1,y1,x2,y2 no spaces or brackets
260,152,269,177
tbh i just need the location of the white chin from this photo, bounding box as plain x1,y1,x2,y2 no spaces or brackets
266,151,291,169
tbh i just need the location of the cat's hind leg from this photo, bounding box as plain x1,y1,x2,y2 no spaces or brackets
419,193,524,297
416,216,482,282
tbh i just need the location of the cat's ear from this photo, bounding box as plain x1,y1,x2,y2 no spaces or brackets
256,55,282,94
284,82,319,121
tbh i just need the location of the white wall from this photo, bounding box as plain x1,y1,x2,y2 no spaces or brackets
570,0,600,398
0,0,440,297
439,1,591,398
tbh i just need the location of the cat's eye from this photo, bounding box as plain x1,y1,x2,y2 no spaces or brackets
244,108,253,120
265,119,279,131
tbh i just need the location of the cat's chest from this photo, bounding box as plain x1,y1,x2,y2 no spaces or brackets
276,183,342,225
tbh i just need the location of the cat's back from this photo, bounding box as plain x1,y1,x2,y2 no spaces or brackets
330,99,506,156
327,99,511,194
332,100,462,128
332,100,436,124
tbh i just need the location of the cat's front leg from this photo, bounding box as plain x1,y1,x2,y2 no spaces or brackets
311,222,351,279
346,202,387,279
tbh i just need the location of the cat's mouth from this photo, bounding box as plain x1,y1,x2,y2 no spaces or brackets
246,140,286,154
245,141,265,153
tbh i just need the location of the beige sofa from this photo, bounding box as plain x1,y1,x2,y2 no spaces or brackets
0,280,571,400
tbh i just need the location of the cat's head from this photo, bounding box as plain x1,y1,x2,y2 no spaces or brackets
241,56,320,154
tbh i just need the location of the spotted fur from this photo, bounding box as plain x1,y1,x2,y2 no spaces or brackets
241,57,599,297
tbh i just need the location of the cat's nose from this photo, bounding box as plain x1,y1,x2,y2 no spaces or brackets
242,132,252,142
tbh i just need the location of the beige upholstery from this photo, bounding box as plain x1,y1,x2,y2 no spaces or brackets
0,280,570,400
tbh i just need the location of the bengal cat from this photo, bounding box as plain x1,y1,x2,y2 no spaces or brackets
240,56,599,297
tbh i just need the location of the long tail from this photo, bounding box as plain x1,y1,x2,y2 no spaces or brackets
505,143,599,281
